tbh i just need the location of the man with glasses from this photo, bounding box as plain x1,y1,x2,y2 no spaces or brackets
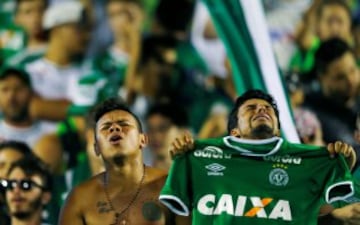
1,156,52,225
0,141,33,225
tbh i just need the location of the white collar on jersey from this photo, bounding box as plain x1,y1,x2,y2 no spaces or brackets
222,136,284,157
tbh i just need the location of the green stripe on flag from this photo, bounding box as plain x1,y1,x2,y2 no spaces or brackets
202,0,299,142
204,0,266,93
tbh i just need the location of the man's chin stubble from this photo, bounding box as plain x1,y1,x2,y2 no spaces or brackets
251,124,274,139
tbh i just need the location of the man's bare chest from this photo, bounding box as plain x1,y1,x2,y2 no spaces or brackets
82,187,170,225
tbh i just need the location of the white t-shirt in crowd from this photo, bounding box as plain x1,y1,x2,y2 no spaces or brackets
25,58,88,101
0,120,56,147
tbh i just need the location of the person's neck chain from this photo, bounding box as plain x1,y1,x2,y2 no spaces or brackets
103,164,146,225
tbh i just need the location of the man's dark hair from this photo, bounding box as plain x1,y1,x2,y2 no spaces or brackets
7,157,52,191
15,0,49,13
145,102,189,128
139,34,178,68
227,89,280,134
0,141,32,157
155,0,195,33
93,97,143,132
316,0,352,20
85,106,97,130
314,37,353,77
0,67,31,87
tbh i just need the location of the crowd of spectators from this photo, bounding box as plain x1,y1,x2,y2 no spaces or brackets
0,0,359,224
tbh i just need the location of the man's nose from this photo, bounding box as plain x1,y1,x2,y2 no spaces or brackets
10,184,22,193
257,105,267,112
109,124,120,132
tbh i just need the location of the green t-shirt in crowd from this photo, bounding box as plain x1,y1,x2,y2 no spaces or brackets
68,47,130,117
4,45,46,67
288,38,320,75
331,167,360,207
0,0,15,27
0,24,27,64
176,41,208,75
160,136,358,225
92,48,128,97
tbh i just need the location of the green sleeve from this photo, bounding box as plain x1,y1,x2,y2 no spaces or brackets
159,154,191,216
325,155,358,204
331,178,360,208
69,71,107,115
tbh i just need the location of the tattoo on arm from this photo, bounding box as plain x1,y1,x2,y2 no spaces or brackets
142,201,162,221
96,201,112,214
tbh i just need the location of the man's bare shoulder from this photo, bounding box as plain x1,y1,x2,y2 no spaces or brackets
75,172,103,190
64,172,104,206
144,166,168,187
146,166,168,177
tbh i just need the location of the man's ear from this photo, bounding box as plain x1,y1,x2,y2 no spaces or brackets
276,131,281,137
274,125,281,137
94,141,101,156
41,191,52,205
230,128,240,137
93,133,101,156
139,133,148,149
275,128,281,137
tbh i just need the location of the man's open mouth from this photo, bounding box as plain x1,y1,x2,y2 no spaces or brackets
109,135,121,143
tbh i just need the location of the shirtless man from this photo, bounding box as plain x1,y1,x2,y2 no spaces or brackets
58,98,189,225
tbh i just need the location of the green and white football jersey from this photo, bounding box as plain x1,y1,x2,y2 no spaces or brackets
5,45,46,67
160,136,358,225
92,47,128,98
0,24,27,62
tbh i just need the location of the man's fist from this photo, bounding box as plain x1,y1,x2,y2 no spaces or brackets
169,131,194,159
327,141,356,169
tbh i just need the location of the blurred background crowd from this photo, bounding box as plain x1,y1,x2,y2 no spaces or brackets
0,0,360,224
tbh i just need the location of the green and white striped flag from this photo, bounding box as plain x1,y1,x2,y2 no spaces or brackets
203,0,300,142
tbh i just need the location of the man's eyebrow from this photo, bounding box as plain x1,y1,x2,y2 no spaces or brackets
245,103,271,108
245,104,257,108
100,120,130,126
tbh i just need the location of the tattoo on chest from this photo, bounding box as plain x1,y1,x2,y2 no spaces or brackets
96,201,112,213
142,201,162,221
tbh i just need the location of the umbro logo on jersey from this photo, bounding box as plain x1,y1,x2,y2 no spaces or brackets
205,163,226,176
194,146,232,159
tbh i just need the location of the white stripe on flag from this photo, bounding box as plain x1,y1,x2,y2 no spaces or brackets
239,0,300,142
